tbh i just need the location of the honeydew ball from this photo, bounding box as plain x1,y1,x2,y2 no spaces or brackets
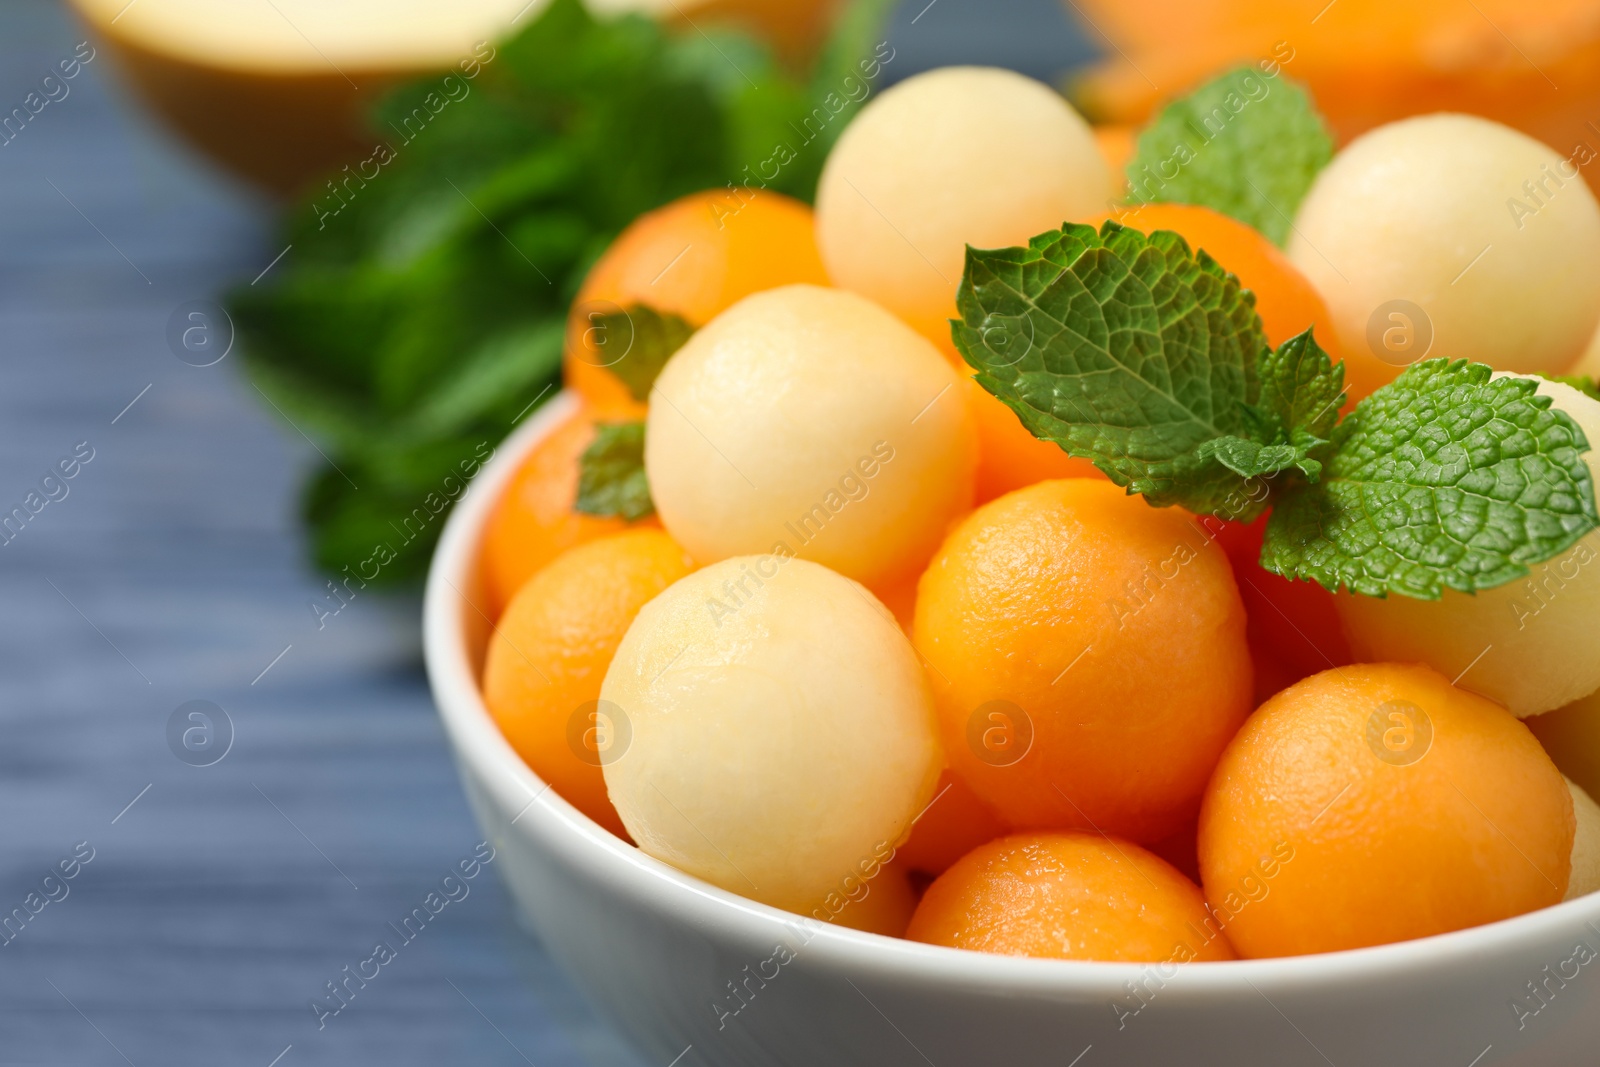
1289,114,1600,378
645,284,976,588
815,66,1113,344
1336,377,1600,717
599,556,941,914
1567,778,1600,901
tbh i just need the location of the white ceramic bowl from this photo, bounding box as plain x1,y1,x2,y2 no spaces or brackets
425,390,1600,1067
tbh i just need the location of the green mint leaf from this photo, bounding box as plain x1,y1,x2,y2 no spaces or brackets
1253,328,1345,445
1126,66,1334,246
593,304,696,402
1262,360,1600,599
954,220,1272,518
232,0,898,585
575,421,655,521
1207,327,1344,481
1197,436,1321,481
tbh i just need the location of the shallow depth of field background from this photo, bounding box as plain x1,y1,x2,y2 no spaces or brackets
0,2,1091,1064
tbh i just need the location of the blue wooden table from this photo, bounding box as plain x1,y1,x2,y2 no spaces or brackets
0,2,1092,1063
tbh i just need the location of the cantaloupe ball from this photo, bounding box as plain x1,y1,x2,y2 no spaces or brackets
815,66,1112,345
914,479,1254,843
1290,114,1600,380
645,285,976,589
1200,664,1572,957
907,832,1234,963
600,556,941,914
1336,377,1600,717
1566,778,1600,901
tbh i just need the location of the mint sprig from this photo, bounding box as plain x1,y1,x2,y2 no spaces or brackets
1202,329,1345,482
1126,66,1333,246
955,222,1272,520
575,421,654,520
593,304,696,402
1264,363,1599,598
955,222,1599,599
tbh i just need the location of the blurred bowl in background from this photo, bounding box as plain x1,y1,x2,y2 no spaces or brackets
1067,0,1600,196
66,0,840,196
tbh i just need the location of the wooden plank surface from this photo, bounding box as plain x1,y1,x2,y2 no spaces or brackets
0,1,1091,1064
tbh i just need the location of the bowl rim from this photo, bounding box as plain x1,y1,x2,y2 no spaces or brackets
424,387,1600,996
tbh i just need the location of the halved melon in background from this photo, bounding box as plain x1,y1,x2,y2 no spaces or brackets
66,0,839,195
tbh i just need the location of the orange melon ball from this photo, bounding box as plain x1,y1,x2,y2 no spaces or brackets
963,370,1105,503
565,189,828,408
816,66,1112,346
924,329,1104,502
481,530,694,838
897,770,1007,878
646,284,976,588
1200,663,1574,958
1095,202,1382,403
1211,514,1353,690
913,479,1254,843
1093,124,1136,181
907,832,1235,963
479,399,652,617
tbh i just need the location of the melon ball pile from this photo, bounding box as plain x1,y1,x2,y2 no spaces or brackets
476,65,1600,964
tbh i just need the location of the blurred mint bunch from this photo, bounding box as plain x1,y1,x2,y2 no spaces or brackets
230,0,894,587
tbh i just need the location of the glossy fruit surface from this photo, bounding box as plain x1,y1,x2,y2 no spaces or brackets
646,284,976,588
480,399,651,616
914,478,1253,843
1290,114,1600,381
1200,663,1573,957
602,556,941,914
482,529,693,838
816,66,1111,346
907,832,1235,963
565,189,828,408
896,770,1007,878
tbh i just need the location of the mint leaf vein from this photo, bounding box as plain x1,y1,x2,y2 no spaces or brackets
1262,361,1598,598
954,221,1271,518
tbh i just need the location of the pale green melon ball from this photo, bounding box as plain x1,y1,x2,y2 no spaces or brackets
645,284,976,589
815,65,1112,344
1289,114,1600,376
600,556,941,913
1337,378,1600,717
1566,778,1600,901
